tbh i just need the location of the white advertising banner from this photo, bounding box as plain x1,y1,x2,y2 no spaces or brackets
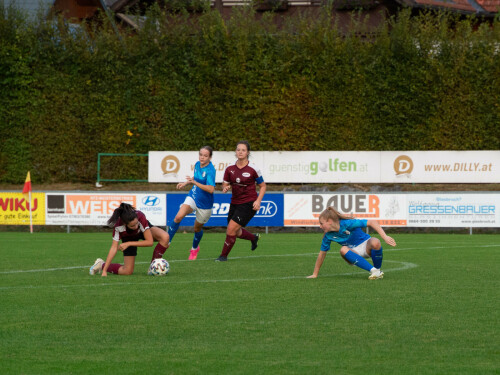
263,151,380,183
45,193,166,226
149,151,500,183
148,151,259,183
407,193,500,227
384,151,499,183
284,193,408,227
149,151,383,183
284,193,500,227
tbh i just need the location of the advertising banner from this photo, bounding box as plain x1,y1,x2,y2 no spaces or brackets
284,193,408,227
46,193,136,225
284,193,500,227
149,151,378,183
385,151,499,183
149,151,261,184
407,193,500,227
45,193,167,226
0,192,46,225
135,194,167,226
149,151,500,184
263,151,380,183
166,193,284,227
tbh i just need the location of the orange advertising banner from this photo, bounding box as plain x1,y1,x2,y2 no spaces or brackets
65,194,136,215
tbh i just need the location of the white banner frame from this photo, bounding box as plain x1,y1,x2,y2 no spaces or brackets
148,150,500,184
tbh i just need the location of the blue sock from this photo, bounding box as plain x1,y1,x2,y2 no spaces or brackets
192,230,203,249
371,247,383,269
168,220,180,242
344,250,374,272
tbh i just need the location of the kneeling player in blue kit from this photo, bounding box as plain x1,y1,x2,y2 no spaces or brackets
308,206,397,280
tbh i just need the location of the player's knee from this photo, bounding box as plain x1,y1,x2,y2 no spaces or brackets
371,238,382,249
121,268,134,275
161,232,170,244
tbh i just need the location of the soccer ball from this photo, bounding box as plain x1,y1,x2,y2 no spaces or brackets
149,258,170,276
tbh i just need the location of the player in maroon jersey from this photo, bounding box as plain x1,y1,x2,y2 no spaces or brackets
89,203,170,276
215,140,266,261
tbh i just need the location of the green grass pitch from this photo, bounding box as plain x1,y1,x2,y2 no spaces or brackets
1,232,499,374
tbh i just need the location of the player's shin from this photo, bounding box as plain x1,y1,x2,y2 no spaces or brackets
192,230,203,249
221,235,236,257
371,247,383,269
238,228,254,241
167,220,180,242
152,243,167,262
344,250,373,272
107,263,122,274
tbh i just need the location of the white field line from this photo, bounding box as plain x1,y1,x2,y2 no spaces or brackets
1,243,498,275
0,260,417,291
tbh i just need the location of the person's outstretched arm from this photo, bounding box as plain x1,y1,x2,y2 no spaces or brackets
367,220,397,247
307,250,327,279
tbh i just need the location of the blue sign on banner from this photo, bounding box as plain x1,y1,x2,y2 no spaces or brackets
166,193,284,227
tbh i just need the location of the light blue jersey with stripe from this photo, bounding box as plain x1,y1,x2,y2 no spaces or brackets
321,219,370,251
188,161,216,209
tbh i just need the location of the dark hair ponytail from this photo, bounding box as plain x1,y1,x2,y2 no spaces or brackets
107,203,137,227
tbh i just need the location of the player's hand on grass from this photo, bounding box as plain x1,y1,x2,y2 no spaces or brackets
307,274,317,279
101,271,107,277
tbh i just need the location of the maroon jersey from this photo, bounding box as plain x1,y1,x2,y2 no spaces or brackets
223,162,264,205
112,210,150,242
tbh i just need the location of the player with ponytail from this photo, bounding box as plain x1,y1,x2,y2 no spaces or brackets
89,203,170,276
215,140,266,261
167,146,216,260
307,206,396,280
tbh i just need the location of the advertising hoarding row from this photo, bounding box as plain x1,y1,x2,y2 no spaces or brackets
0,193,166,226
149,150,500,184
283,193,499,227
1,192,499,228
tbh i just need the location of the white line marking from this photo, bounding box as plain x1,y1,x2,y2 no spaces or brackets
1,253,319,274
1,242,498,275
0,260,417,291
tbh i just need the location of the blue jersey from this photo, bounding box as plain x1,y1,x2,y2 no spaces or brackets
188,161,216,209
321,219,370,251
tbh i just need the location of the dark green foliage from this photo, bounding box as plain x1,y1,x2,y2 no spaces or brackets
0,4,499,183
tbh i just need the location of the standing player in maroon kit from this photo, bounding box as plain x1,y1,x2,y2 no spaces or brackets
215,140,266,261
89,203,170,276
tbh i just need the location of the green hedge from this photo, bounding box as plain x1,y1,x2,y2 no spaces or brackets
0,4,499,183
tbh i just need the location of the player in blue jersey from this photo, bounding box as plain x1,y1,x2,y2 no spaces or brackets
167,146,216,260
307,206,397,280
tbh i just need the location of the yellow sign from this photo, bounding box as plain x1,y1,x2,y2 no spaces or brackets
0,193,46,225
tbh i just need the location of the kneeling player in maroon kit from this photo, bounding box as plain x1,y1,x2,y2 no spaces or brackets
216,140,266,261
89,203,170,276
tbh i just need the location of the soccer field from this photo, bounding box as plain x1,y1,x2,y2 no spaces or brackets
1,232,498,374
